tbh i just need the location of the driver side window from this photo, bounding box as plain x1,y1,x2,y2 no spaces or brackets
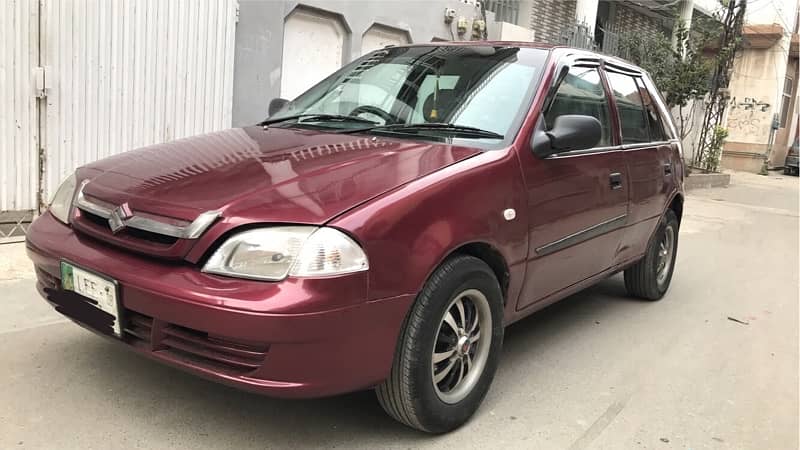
544,66,613,147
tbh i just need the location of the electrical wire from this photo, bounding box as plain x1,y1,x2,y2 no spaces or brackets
767,0,793,31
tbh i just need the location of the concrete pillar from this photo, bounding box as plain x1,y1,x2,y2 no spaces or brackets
672,0,694,57
574,0,599,36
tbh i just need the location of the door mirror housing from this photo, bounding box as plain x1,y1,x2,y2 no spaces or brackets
268,98,289,117
531,115,602,158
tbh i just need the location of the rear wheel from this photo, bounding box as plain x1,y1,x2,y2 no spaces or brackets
624,209,679,300
376,255,503,433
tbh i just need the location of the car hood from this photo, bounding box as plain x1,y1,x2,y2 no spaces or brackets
79,126,482,225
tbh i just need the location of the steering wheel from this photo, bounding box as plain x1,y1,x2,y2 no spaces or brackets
349,105,397,124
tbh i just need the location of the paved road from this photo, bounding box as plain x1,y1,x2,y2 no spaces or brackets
1,172,797,449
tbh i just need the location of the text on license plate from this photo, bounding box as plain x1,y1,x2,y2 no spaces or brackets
60,261,121,336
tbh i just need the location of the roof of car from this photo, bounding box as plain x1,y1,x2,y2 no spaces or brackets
394,40,558,49
390,41,644,74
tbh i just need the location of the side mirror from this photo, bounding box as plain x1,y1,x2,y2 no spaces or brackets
531,115,602,158
268,98,289,116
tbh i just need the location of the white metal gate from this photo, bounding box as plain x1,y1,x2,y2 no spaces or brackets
1,0,40,214
41,0,238,201
0,0,237,233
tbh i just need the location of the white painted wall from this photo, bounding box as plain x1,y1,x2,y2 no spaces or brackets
361,25,410,55
0,0,40,211
280,9,346,100
493,21,536,41
745,0,797,28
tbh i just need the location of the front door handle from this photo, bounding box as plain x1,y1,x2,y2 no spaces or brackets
664,162,672,175
609,172,623,190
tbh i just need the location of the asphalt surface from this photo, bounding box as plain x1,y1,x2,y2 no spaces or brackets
1,171,797,449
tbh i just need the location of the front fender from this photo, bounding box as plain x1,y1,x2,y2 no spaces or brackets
330,148,529,314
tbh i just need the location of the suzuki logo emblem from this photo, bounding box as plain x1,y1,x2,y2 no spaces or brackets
108,203,133,234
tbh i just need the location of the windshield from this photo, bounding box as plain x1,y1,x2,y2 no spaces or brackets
268,45,549,149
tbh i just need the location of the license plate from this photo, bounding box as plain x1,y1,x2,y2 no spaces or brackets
60,261,122,337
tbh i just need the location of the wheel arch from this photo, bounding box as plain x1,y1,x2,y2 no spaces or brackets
668,193,684,223
442,241,511,304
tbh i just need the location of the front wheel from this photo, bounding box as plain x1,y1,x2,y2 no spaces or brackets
624,209,679,300
376,255,504,433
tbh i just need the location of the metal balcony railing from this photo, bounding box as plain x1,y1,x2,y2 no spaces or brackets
559,22,597,51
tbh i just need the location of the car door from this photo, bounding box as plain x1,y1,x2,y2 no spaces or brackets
516,62,629,310
604,68,673,263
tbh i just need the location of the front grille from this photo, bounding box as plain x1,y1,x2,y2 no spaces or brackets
35,267,58,289
81,210,179,246
120,310,268,375
160,324,269,375
123,312,154,348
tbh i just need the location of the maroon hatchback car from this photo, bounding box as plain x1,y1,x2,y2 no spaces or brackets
27,43,684,433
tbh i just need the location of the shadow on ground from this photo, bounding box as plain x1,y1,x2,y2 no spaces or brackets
36,274,647,445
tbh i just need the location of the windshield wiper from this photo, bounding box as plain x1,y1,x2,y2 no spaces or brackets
260,114,379,127
343,123,504,140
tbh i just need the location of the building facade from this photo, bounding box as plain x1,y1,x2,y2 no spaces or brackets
232,0,491,126
509,0,720,55
721,0,799,173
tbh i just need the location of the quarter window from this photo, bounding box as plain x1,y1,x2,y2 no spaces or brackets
606,72,649,144
545,67,613,147
636,78,667,141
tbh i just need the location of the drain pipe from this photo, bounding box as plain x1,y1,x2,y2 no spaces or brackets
760,113,780,175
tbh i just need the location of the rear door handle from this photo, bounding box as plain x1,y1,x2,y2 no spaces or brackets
609,172,623,190
664,162,672,175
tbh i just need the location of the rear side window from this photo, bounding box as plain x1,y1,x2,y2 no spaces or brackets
636,78,667,141
545,66,613,147
606,72,649,144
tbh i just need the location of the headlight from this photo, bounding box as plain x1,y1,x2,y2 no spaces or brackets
203,226,369,281
49,173,77,224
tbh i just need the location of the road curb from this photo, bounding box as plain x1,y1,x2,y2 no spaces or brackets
685,173,731,190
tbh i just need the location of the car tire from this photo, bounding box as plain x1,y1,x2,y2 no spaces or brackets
624,209,679,301
376,255,504,433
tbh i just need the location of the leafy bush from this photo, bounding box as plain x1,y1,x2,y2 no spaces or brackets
618,26,712,108
617,25,715,142
702,126,728,172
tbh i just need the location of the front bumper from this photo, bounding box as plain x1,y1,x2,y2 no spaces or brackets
26,212,414,398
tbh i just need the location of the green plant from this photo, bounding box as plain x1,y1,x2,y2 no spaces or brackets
617,24,715,141
702,126,728,172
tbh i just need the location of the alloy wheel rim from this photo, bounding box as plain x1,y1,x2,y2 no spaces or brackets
656,225,675,285
431,289,492,404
